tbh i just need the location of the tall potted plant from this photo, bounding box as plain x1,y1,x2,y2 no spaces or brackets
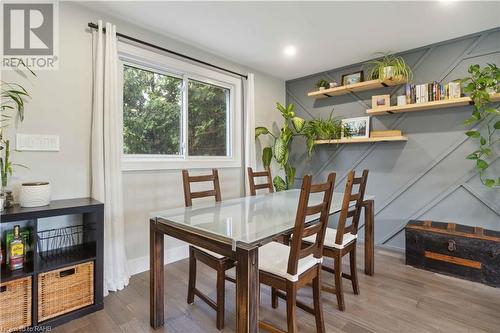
461,63,499,188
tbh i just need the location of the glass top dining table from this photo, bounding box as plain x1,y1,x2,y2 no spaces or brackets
153,189,373,249
149,189,375,333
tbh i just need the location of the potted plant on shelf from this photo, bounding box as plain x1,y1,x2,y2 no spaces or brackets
315,79,330,91
302,114,349,150
365,52,413,82
461,63,499,188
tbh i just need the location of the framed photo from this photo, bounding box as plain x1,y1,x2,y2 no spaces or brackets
341,116,370,139
341,71,364,86
371,94,391,108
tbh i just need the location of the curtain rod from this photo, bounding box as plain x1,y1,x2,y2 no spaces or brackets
87,22,248,80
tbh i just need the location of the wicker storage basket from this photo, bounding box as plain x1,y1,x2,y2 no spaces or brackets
0,276,32,332
38,261,94,322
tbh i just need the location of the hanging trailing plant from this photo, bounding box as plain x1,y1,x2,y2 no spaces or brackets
461,63,499,188
255,103,347,191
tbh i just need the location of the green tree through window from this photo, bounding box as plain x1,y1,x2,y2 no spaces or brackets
123,65,182,155
123,65,229,157
188,80,228,156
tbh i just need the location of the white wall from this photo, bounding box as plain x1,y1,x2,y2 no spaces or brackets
1,2,285,274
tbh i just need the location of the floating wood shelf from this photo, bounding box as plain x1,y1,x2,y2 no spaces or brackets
314,136,408,145
308,78,407,99
367,93,500,116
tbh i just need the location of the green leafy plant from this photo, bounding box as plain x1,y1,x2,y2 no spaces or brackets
255,104,349,191
365,52,413,82
461,63,499,188
0,140,26,189
0,61,34,191
315,79,330,90
302,114,348,154
255,103,310,191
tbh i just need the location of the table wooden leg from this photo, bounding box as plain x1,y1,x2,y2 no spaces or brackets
236,247,259,333
363,200,375,276
150,218,164,329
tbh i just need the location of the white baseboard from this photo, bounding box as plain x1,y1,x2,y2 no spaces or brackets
127,244,189,276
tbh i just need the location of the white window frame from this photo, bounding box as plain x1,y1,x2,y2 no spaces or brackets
118,41,242,171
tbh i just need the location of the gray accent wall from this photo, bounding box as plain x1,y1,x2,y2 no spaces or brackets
286,28,500,252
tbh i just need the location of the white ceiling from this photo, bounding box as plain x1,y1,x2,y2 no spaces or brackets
80,1,500,80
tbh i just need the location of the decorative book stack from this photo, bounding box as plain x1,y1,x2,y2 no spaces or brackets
405,81,461,104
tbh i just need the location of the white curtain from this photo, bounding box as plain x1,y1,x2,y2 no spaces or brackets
91,21,129,295
244,73,256,195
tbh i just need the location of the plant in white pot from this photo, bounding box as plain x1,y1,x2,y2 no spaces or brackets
365,52,413,82
315,79,330,91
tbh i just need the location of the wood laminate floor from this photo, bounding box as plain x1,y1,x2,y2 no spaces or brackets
54,247,500,333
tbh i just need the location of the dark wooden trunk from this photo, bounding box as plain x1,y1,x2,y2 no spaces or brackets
405,220,500,288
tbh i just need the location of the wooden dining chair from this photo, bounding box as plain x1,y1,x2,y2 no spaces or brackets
182,169,235,330
258,172,336,333
247,166,274,195
303,169,368,311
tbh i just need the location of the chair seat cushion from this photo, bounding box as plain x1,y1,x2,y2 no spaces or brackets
258,241,322,282
193,245,225,259
303,228,357,249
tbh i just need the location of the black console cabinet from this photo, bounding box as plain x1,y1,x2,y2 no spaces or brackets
1,198,104,329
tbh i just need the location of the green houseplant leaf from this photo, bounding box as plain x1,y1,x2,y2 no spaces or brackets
273,176,287,192
255,126,269,138
274,136,287,164
285,165,296,189
465,130,480,138
291,117,305,133
262,147,272,168
484,179,496,188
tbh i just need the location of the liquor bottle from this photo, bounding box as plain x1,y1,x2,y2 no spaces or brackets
9,225,25,270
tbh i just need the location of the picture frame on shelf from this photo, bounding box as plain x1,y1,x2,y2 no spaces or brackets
372,94,391,108
341,116,370,139
341,71,364,86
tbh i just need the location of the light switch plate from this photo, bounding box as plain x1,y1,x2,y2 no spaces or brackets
16,134,60,151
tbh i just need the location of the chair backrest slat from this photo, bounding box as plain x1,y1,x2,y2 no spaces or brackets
305,203,325,216
287,173,336,275
334,170,369,245
248,167,274,196
302,224,322,238
182,169,221,207
188,174,216,183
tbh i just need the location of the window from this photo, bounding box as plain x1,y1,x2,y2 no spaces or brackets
119,42,241,171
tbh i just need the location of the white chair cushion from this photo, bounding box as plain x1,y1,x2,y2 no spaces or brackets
303,228,357,249
193,245,225,259
258,241,322,282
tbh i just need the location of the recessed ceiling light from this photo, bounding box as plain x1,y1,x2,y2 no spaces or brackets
283,45,297,57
